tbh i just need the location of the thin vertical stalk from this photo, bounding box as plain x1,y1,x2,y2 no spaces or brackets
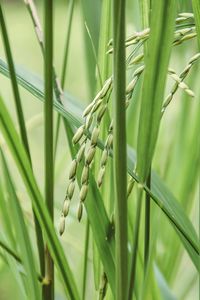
144,171,151,272
0,4,45,277
139,0,151,276
128,188,143,300
113,1,127,299
82,219,90,300
54,0,75,159
44,1,54,299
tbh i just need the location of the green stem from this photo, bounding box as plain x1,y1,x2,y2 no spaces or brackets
54,0,75,160
113,1,127,299
0,3,45,277
82,219,90,300
128,188,143,300
44,1,54,299
144,170,151,273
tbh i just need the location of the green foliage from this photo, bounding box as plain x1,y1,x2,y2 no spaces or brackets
0,1,199,300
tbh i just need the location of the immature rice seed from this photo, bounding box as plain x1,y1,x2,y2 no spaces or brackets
163,93,173,107
126,78,137,94
180,33,197,42
170,73,181,83
97,166,106,188
91,126,100,146
77,202,83,222
189,53,200,64
178,81,189,90
91,99,103,114
67,180,75,199
181,64,191,76
63,199,70,217
179,12,193,18
97,104,107,123
100,77,112,98
106,134,113,148
82,101,95,118
69,159,77,179
59,214,65,235
101,149,108,166
176,17,187,23
72,125,85,144
185,89,195,97
81,165,89,185
133,65,145,76
129,53,144,65
80,184,88,202
85,114,93,129
86,146,96,165
76,143,86,163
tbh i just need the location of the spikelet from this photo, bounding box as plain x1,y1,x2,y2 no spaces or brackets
59,214,65,236
63,199,70,217
77,202,83,222
69,159,77,180
72,125,85,144
162,53,200,114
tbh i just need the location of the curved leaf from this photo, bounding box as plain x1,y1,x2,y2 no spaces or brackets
0,60,199,269
0,95,79,300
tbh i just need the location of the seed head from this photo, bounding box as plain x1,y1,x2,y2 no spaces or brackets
101,149,108,166
130,53,144,65
91,99,103,114
63,199,70,217
133,65,145,77
100,77,112,98
91,126,100,146
97,166,105,188
67,180,75,199
69,159,77,180
106,134,113,149
126,78,137,94
81,165,89,185
189,53,200,64
72,125,85,144
86,146,96,165
59,214,65,236
82,101,95,118
97,104,107,123
80,184,88,202
77,202,83,222
85,114,93,129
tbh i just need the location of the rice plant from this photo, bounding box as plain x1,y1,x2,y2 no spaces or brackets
0,0,199,299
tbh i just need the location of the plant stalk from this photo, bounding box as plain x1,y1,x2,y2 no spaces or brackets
44,1,54,299
0,3,45,278
144,170,151,273
128,188,143,300
82,219,90,300
112,0,127,299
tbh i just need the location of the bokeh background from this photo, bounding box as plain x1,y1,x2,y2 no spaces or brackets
0,1,199,299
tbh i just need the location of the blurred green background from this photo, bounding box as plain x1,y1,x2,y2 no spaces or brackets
0,1,199,299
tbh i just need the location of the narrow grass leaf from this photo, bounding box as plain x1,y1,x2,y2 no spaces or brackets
0,95,80,300
0,150,41,300
192,0,200,49
136,0,176,182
